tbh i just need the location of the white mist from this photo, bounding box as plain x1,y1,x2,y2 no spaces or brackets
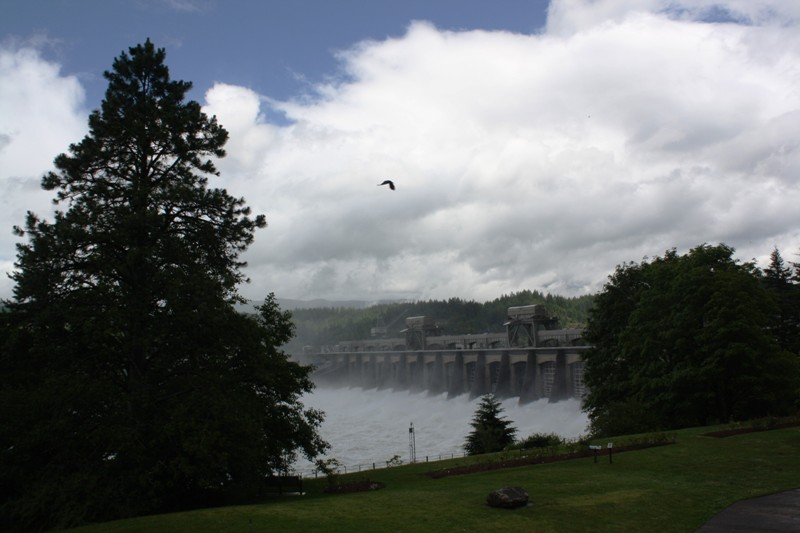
295,387,589,475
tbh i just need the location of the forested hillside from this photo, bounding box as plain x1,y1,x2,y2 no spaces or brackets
284,290,594,355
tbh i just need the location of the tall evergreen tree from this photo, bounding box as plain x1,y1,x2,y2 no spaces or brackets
0,41,326,531
464,394,517,455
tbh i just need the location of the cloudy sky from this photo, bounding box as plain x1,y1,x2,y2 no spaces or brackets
2,0,799,303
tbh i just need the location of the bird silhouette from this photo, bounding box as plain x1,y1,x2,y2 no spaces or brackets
378,180,395,190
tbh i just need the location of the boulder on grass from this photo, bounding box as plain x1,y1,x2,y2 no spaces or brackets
487,486,529,509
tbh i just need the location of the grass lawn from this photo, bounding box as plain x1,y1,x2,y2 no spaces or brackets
67,424,800,532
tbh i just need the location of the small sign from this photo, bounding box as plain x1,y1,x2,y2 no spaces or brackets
607,442,613,448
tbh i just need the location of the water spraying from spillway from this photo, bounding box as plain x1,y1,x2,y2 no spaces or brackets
295,386,589,475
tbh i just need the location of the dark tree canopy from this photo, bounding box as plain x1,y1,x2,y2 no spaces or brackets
0,41,326,531
464,394,517,455
763,248,800,355
582,244,800,437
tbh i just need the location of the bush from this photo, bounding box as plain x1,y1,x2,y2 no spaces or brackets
314,458,342,489
510,432,563,450
589,400,661,438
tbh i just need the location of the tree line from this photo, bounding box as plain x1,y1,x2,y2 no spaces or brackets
582,244,800,437
467,245,800,452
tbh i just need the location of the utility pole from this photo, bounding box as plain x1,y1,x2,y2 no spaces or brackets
408,422,416,463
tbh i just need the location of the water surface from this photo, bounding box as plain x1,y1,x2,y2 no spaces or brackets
295,387,588,474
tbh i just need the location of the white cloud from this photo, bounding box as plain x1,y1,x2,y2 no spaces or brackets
0,46,86,176
201,1,800,301
0,44,87,297
2,0,800,303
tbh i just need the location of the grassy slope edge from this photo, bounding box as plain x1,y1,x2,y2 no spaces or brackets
67,424,800,533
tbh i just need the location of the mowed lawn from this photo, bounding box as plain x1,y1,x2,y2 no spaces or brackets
68,424,800,533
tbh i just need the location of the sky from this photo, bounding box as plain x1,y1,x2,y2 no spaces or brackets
2,0,800,304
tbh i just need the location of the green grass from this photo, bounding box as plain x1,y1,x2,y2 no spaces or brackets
67,424,800,533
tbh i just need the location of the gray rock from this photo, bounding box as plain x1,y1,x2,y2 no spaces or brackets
487,486,529,509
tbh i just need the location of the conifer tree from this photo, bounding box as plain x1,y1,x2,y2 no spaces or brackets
464,394,517,455
0,41,326,531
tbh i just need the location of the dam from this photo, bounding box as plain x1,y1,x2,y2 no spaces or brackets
311,305,590,403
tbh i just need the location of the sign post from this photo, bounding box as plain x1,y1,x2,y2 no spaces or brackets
589,444,601,463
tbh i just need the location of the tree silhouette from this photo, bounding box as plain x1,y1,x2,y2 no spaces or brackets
763,248,800,354
583,244,800,437
0,41,326,531
464,394,517,455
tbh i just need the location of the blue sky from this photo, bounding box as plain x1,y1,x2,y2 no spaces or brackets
3,1,549,110
2,1,800,303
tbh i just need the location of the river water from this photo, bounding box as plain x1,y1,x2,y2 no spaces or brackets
294,386,589,475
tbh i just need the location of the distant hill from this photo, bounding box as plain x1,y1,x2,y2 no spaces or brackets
275,298,375,310
236,298,379,314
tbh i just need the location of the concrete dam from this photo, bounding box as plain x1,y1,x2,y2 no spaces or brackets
311,305,590,403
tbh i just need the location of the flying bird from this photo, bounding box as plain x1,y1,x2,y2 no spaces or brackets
378,180,395,190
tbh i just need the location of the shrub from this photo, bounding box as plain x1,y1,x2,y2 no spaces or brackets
512,432,563,450
314,458,342,489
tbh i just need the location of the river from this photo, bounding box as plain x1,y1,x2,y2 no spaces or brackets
294,386,589,475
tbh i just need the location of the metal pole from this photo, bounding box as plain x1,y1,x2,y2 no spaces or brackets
409,422,416,463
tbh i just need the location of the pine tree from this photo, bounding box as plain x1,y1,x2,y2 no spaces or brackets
0,41,326,531
464,394,517,455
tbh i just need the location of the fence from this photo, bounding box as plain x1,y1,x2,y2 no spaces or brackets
293,445,578,479
294,451,470,479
